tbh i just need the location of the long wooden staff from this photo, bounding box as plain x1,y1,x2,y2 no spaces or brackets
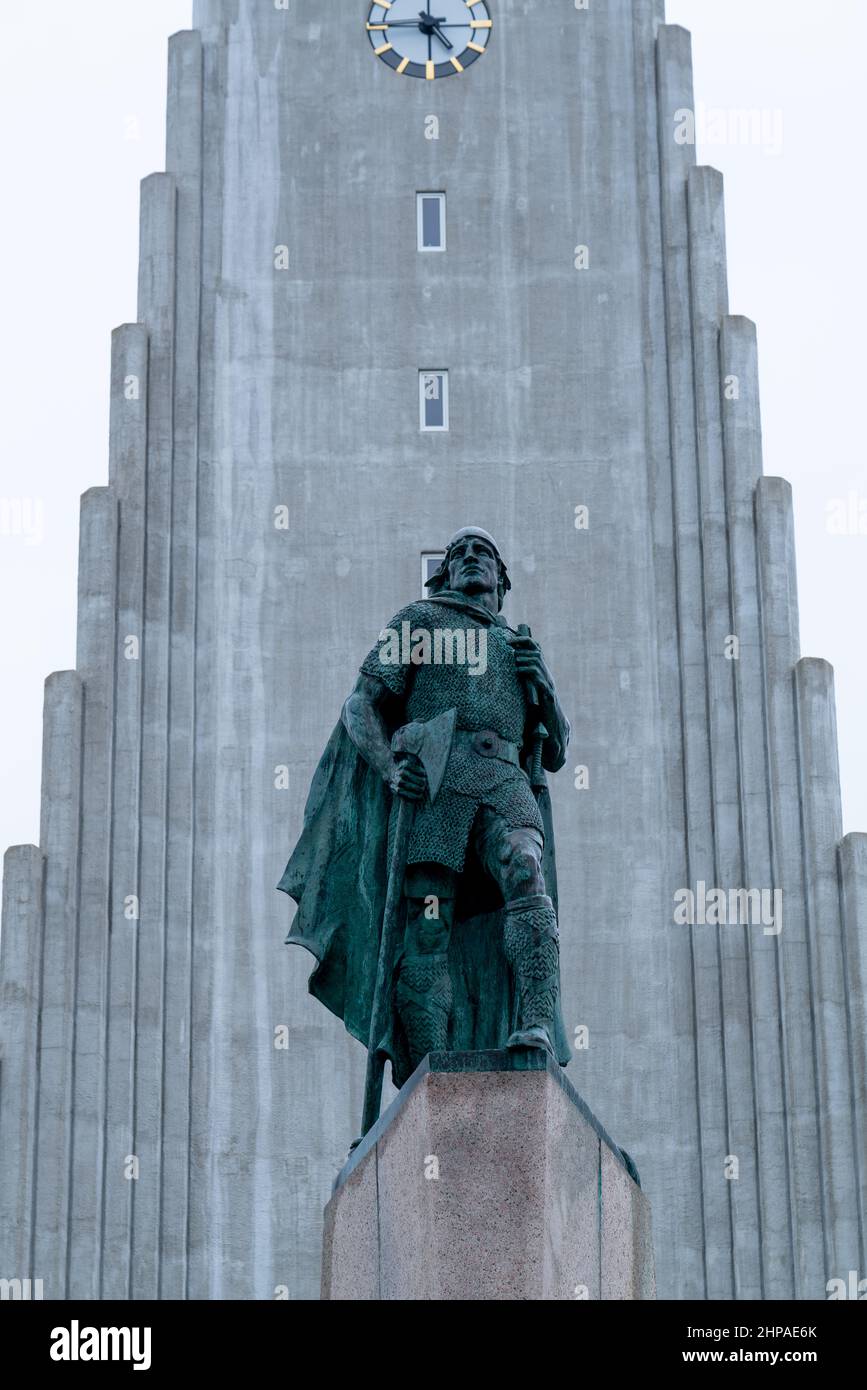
359,780,415,1139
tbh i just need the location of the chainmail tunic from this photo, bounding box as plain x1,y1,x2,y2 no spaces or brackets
360,599,543,871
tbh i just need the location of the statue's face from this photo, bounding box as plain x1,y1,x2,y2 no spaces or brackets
447,535,499,602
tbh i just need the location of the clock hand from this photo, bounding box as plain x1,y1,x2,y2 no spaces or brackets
416,9,449,29
430,24,454,51
378,18,465,28
369,18,448,30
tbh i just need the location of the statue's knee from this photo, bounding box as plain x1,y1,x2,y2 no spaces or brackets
404,907,451,955
500,832,545,899
404,866,454,953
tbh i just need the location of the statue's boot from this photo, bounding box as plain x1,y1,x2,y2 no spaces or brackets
395,951,453,1074
503,893,560,1060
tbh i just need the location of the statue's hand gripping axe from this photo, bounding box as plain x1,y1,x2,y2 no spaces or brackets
357,707,457,1143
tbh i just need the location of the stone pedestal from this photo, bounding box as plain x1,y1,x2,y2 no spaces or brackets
321,1051,655,1301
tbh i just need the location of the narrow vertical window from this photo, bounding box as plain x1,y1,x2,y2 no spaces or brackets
417,192,446,251
421,552,446,596
420,371,449,431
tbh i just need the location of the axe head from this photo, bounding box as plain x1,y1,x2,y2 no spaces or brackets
391,707,457,805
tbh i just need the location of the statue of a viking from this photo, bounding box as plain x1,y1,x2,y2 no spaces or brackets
277,527,573,1102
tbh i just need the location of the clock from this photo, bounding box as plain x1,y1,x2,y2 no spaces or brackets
366,1,493,80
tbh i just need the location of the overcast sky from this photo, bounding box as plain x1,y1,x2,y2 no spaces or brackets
1,0,865,860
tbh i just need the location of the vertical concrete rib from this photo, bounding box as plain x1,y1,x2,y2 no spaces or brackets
633,0,703,1300
688,167,761,1299
132,170,177,1298
31,671,83,1297
794,659,858,1287
838,833,867,1268
161,29,203,1301
100,323,149,1298
656,25,731,1298
187,23,225,1299
0,844,45,1282
755,477,823,1298
721,317,793,1298
67,487,119,1298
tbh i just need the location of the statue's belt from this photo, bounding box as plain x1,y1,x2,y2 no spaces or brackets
454,728,522,767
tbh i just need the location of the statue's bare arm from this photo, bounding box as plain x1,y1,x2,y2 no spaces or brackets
342,674,426,801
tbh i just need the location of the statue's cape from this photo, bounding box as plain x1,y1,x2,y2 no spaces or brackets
276,594,572,1088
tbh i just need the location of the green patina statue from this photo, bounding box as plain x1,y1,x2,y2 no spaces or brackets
277,527,572,1131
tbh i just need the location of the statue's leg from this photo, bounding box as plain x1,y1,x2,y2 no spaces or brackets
475,812,561,1059
396,863,456,1073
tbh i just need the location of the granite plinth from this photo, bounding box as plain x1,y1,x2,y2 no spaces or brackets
322,1050,655,1301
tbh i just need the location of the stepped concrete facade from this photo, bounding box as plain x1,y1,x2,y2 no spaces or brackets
1,0,865,1300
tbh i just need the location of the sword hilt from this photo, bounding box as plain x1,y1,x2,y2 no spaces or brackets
516,624,539,707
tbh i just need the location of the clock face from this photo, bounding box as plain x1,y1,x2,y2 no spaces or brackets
366,1,493,80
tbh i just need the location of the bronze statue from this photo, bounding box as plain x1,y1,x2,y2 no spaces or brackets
278,527,572,1134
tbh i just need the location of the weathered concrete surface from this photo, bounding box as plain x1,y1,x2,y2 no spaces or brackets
0,845,44,1281
69,486,118,1298
0,0,865,1303
184,0,687,1302
102,322,148,1301
31,672,84,1298
322,1052,655,1301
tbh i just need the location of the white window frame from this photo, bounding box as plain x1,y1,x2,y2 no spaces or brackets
421,552,446,596
419,370,449,432
417,192,446,252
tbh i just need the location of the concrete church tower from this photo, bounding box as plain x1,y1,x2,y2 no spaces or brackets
1,0,865,1300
